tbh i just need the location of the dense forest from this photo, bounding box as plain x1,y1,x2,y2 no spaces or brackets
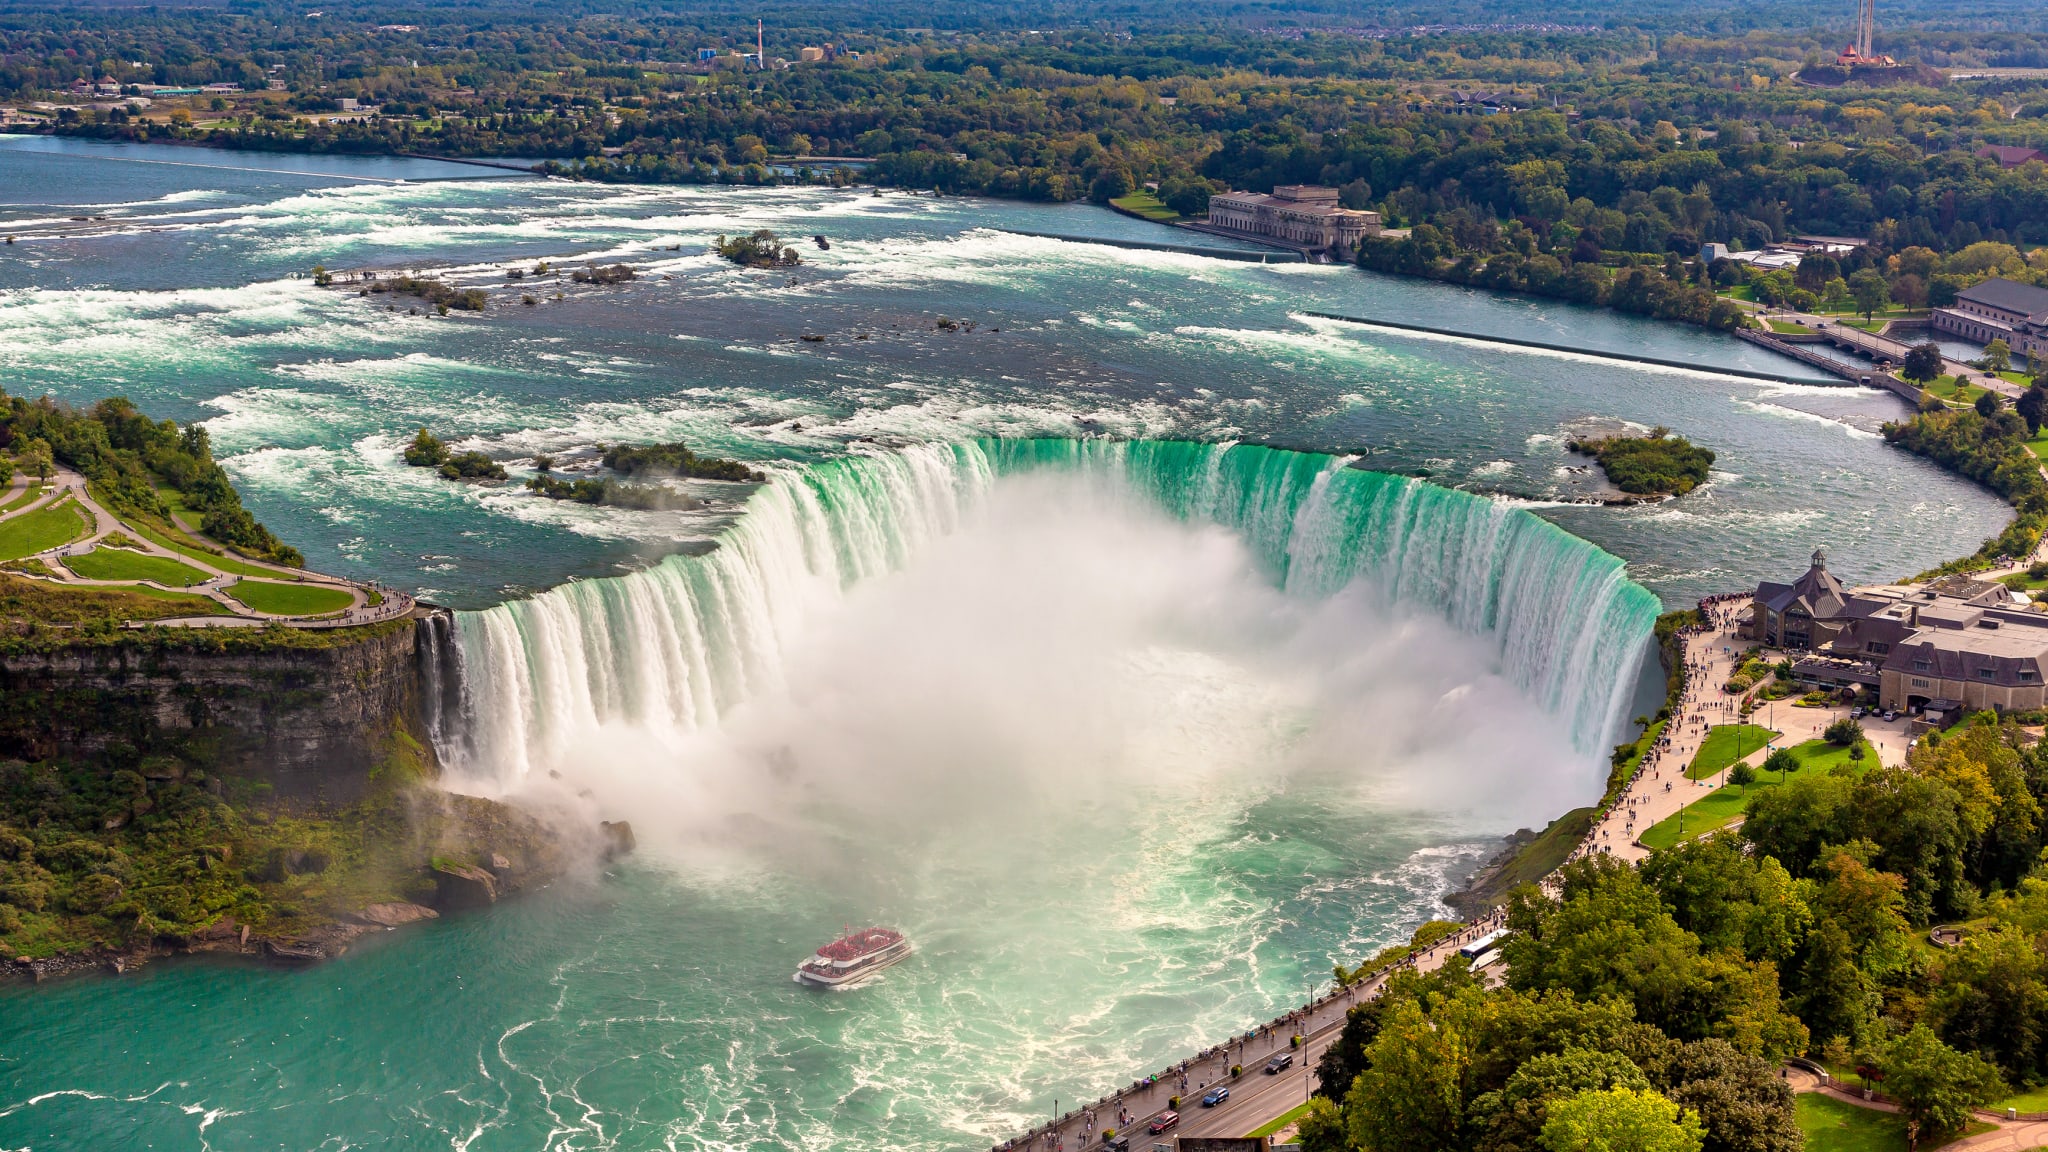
9,0,2048,319
1302,710,2048,1151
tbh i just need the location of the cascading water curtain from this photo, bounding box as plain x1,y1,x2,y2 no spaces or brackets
440,440,1660,788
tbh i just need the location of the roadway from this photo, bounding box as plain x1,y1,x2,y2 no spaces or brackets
1000,920,1507,1152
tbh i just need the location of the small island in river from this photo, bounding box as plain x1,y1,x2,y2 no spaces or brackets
1568,427,1716,497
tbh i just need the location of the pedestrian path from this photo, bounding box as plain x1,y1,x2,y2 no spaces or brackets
0,465,413,628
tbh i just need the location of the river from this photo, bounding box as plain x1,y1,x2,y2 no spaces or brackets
0,137,2011,1152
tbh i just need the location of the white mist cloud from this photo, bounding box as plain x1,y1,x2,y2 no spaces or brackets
527,469,1594,866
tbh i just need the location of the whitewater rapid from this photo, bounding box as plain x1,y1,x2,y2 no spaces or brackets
431,440,1661,788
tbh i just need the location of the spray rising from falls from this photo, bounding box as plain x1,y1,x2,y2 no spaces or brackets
432,440,1660,788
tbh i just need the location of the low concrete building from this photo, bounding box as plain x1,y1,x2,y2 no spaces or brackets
1204,185,1380,257
1932,277,2048,359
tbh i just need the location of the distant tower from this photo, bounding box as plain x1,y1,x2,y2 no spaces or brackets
1856,0,1875,61
758,19,765,70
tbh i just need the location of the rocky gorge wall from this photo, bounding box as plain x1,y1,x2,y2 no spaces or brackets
0,614,443,806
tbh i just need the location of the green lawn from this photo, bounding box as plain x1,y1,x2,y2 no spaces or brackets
1640,781,1761,849
1645,739,1876,850
1925,374,1994,407
1687,724,1780,780
120,585,231,614
1767,319,1810,334
0,482,46,515
224,579,354,616
1992,1084,2048,1114
125,516,278,579
63,545,212,586
0,500,90,562
1795,1093,1991,1152
1248,1101,1314,1139
1109,191,1180,222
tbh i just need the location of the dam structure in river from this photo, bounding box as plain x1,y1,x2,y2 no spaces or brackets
423,438,1663,787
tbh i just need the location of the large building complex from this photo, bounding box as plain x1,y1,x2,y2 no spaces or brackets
1745,551,2048,715
1931,277,2048,359
1203,185,1381,258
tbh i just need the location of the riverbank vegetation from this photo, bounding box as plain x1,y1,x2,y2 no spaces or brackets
1568,428,1716,496
1882,400,2048,576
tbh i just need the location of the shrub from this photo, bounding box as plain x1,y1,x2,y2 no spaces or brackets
1825,717,1865,746
1729,762,1757,786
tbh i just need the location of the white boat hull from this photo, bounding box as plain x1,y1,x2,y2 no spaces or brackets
793,940,914,988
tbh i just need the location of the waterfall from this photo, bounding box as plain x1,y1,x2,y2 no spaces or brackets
437,440,1660,788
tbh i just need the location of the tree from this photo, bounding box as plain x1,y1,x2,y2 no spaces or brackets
1347,998,1472,1152
1825,717,1864,747
1763,748,1799,779
2019,385,2048,436
1539,1087,1704,1152
403,428,447,468
1925,926,2048,1086
1295,1096,1349,1152
1468,1049,1653,1152
1986,339,2013,374
1903,343,1944,385
1978,390,2003,419
1660,1039,1802,1152
1849,268,1890,320
1729,762,1757,787
16,438,52,481
1879,1024,2005,1140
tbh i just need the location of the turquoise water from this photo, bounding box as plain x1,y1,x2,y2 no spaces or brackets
0,140,2012,1151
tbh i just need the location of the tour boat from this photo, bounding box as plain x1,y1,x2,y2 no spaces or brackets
793,926,913,988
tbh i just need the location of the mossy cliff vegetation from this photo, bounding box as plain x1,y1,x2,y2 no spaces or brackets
1567,427,1715,497
0,619,616,975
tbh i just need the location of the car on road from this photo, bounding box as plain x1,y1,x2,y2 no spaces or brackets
1104,1137,1130,1152
1265,1053,1294,1074
1202,1087,1229,1107
1851,706,1864,719
1148,1111,1179,1134
1883,710,1897,722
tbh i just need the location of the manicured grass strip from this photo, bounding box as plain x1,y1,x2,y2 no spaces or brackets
62,546,211,587
125,517,275,579
0,499,89,562
224,579,353,616
1640,782,1760,850
1795,1093,1990,1152
1645,739,1877,850
1109,191,1180,222
1248,1101,1314,1139
1687,724,1780,780
0,482,46,515
120,585,231,613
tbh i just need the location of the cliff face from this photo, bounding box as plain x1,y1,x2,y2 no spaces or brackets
0,616,440,806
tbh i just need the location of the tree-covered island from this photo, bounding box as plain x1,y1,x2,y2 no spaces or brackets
1569,428,1717,497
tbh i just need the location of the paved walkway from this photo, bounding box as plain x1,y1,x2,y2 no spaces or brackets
1,465,412,627
1574,601,1910,866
